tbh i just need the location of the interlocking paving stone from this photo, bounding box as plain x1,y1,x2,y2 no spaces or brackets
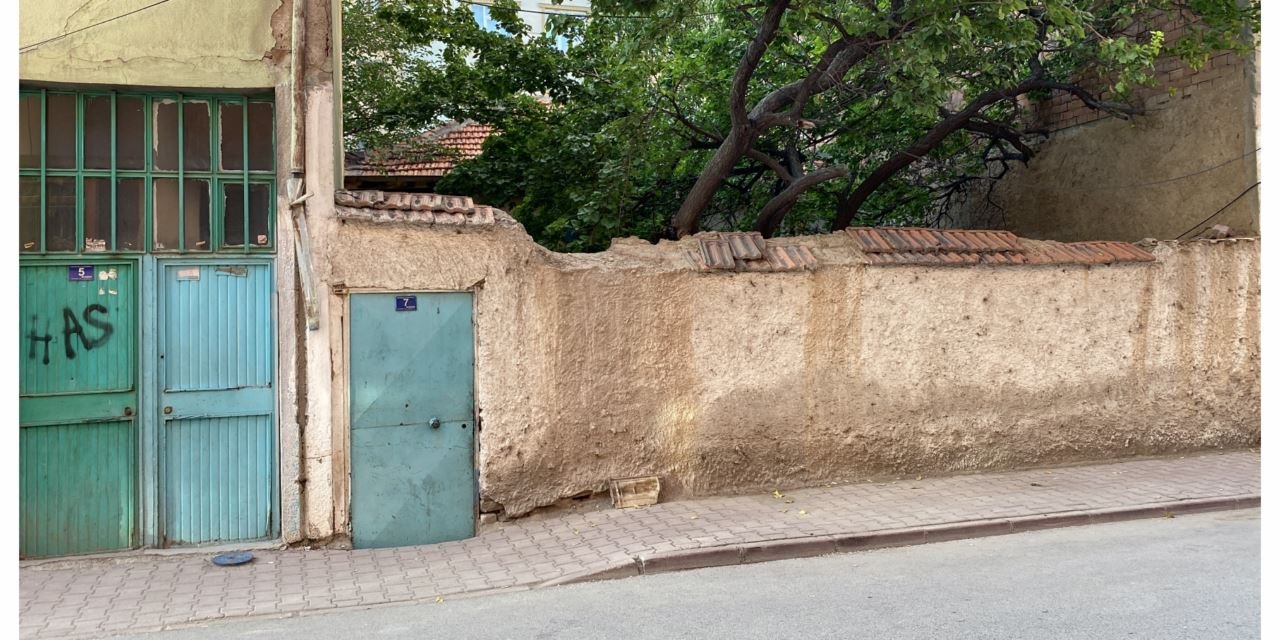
18,451,1259,639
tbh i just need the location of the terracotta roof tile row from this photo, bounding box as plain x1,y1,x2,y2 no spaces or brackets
697,232,819,272
847,227,1155,266
334,190,504,226
848,227,1022,254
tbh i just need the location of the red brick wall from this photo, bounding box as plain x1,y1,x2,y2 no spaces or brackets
1032,15,1247,132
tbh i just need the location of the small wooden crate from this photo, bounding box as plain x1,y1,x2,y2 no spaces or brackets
609,476,661,509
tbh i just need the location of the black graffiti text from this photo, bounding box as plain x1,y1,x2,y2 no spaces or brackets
26,305,115,364
26,315,52,365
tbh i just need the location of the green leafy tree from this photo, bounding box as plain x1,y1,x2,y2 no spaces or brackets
343,0,1259,251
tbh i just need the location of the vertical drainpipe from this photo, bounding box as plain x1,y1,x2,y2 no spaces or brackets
287,0,317,543
289,0,319,332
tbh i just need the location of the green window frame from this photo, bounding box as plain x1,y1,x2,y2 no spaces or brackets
18,88,277,255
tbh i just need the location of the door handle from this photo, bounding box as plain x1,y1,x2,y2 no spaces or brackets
123,406,134,417
163,406,173,415
430,418,441,429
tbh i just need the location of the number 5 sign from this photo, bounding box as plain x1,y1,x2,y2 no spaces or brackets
68,265,96,282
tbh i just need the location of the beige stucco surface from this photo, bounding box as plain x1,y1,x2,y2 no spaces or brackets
311,215,1260,529
986,65,1259,241
19,0,287,88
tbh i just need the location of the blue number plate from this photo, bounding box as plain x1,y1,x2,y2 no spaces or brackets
395,295,417,312
68,265,95,281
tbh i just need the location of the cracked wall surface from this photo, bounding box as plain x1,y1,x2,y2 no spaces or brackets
313,215,1260,530
20,0,287,87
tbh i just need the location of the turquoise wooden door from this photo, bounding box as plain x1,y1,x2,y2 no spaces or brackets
158,261,276,546
19,260,138,557
349,292,476,549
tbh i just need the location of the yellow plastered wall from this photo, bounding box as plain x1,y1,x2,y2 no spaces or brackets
19,0,287,88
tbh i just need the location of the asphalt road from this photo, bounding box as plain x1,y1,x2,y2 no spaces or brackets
114,508,1261,640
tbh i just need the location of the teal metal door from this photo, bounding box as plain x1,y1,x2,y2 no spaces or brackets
158,261,276,546
19,260,138,557
349,292,476,549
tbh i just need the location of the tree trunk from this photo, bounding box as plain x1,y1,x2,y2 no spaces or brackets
672,127,753,236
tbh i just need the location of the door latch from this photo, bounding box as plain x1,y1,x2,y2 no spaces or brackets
430,418,441,429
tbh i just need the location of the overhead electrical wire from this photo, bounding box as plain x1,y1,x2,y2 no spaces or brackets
19,0,178,53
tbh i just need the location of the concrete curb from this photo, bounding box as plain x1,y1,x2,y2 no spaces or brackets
541,494,1260,588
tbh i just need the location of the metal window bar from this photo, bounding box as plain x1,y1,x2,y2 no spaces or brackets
75,93,84,253
144,94,153,253
177,92,184,252
40,90,46,253
243,97,249,254
111,92,117,252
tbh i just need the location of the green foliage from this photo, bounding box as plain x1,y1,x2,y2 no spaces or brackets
344,0,1260,251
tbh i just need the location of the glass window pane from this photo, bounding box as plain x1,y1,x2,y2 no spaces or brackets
183,101,211,171
223,183,245,247
83,178,111,252
247,102,274,171
117,178,144,252
84,96,112,169
154,99,179,171
220,103,245,171
153,178,179,250
249,183,271,246
223,183,269,248
184,179,211,251
46,177,77,251
20,95,40,168
153,179,211,251
46,94,76,169
117,97,145,170
20,176,40,251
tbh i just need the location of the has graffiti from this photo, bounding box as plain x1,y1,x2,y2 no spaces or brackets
26,305,114,365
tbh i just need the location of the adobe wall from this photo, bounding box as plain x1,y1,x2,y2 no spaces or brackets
308,216,1259,530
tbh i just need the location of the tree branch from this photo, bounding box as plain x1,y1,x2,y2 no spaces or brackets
753,164,850,236
1039,82,1145,118
730,0,792,127
961,119,1037,164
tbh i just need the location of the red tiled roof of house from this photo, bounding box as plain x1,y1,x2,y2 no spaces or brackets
347,121,495,177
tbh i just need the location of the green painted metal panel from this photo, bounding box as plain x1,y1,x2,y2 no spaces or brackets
158,261,276,546
19,260,138,558
163,415,274,545
20,262,135,396
349,292,476,549
20,421,137,558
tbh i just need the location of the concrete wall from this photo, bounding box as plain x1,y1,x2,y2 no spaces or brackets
307,216,1259,534
19,0,291,87
982,40,1260,241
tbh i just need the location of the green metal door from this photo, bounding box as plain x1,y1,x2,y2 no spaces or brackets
19,260,138,557
349,292,476,549
158,261,277,546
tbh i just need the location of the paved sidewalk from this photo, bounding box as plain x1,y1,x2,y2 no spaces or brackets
20,451,1260,639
